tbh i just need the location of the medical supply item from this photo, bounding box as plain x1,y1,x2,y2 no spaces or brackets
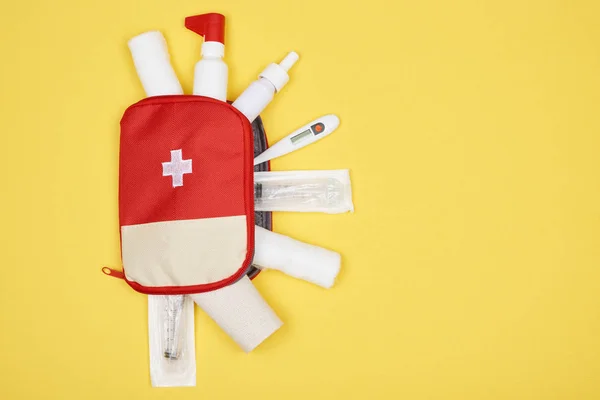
232,52,299,122
122,21,279,356
190,275,282,352
254,170,354,214
254,226,341,289
254,115,340,166
149,295,196,387
128,31,183,97
185,13,228,101
109,11,351,387
118,96,254,294
127,36,196,387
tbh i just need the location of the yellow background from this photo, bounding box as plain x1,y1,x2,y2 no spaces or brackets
1,0,599,398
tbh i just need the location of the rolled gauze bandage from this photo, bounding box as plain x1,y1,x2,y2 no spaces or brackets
254,226,341,289
128,31,183,96
190,276,282,352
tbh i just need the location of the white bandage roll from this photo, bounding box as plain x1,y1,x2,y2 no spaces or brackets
190,276,282,352
128,31,183,97
254,226,341,289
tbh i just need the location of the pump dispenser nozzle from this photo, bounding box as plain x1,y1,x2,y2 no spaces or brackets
185,12,228,101
185,13,225,44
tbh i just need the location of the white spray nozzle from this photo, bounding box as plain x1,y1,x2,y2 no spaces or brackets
232,51,300,122
279,51,299,71
258,51,300,92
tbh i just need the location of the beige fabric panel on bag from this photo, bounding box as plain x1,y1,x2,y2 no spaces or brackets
121,215,247,287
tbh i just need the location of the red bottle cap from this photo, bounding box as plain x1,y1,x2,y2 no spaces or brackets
185,13,225,44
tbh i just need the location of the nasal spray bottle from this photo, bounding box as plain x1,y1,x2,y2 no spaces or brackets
185,13,228,101
232,51,299,122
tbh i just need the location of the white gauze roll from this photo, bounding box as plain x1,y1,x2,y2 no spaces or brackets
254,226,341,289
190,276,282,353
128,31,183,97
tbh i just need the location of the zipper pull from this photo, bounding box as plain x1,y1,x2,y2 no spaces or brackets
102,267,125,280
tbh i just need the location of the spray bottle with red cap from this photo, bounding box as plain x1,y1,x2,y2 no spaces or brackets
185,13,228,101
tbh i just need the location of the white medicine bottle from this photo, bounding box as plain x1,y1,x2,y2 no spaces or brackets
185,13,228,101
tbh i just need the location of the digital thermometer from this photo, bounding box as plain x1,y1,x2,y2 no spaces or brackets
253,114,340,166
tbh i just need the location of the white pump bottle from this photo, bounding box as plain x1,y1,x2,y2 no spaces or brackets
185,13,228,101
232,52,299,122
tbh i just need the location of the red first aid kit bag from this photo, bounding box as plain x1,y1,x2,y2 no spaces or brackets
115,95,255,295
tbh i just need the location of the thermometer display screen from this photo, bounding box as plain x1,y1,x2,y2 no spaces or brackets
290,129,313,144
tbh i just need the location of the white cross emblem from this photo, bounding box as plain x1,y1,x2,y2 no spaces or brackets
162,149,192,188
